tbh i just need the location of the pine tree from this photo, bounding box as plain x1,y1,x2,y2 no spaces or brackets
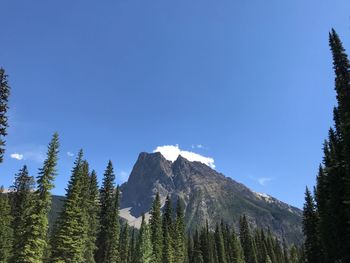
239,215,257,263
0,187,13,263
119,223,129,263
302,187,321,263
174,198,186,263
84,170,100,263
0,68,10,163
50,151,89,263
327,29,350,262
231,230,245,263
162,195,174,263
282,239,290,263
136,214,153,263
289,245,299,263
9,166,35,263
199,221,214,263
129,228,136,263
214,224,226,263
95,160,120,263
149,192,163,263
19,133,59,262
192,230,204,263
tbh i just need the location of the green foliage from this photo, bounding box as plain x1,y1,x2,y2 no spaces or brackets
18,133,59,263
302,188,321,263
9,166,35,263
50,151,90,263
174,198,186,263
0,68,10,163
0,187,13,263
162,195,174,263
95,161,120,263
136,215,153,263
85,170,100,263
304,29,350,263
149,192,163,263
239,215,258,263
119,223,129,263
214,224,227,263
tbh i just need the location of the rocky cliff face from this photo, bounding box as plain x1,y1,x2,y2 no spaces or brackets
120,152,302,244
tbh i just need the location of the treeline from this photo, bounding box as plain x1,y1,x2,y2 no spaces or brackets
302,29,350,263
0,133,301,263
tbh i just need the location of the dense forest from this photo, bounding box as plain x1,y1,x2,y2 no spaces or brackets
0,29,349,263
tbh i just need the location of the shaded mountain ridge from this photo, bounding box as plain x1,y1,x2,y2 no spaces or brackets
119,152,302,244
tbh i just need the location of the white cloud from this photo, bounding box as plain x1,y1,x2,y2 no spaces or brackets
257,177,272,186
10,153,24,160
67,151,74,157
153,145,215,169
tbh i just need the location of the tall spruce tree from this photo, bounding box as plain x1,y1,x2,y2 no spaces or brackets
9,166,35,263
328,29,350,262
149,192,163,263
239,215,258,263
0,186,13,263
19,133,59,262
162,195,174,263
95,160,120,263
302,187,321,263
119,223,129,263
174,198,186,263
231,230,245,263
0,68,10,164
50,151,89,263
129,228,136,263
136,214,153,263
85,170,100,263
192,230,204,263
214,224,227,263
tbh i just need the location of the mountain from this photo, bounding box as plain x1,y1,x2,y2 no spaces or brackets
119,152,302,244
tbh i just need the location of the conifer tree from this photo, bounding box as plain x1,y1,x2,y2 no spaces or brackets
231,230,245,263
95,160,120,263
327,29,350,261
19,133,59,262
9,166,34,263
0,68,10,164
149,192,163,263
119,223,129,263
50,151,89,263
129,228,136,263
192,230,204,263
187,235,194,263
199,221,214,263
136,214,153,263
174,198,186,263
214,224,227,263
162,195,174,263
0,186,13,263
85,170,100,263
239,215,258,263
302,187,321,263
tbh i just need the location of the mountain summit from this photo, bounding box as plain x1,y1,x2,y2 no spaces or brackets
120,152,302,244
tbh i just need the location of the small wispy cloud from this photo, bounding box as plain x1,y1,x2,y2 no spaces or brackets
67,152,74,157
191,144,204,149
9,145,46,163
257,177,272,186
119,170,130,183
10,153,24,160
153,145,215,169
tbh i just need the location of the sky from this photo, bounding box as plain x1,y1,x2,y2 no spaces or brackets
1,0,350,208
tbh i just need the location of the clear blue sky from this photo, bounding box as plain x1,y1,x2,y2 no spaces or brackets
1,0,349,208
